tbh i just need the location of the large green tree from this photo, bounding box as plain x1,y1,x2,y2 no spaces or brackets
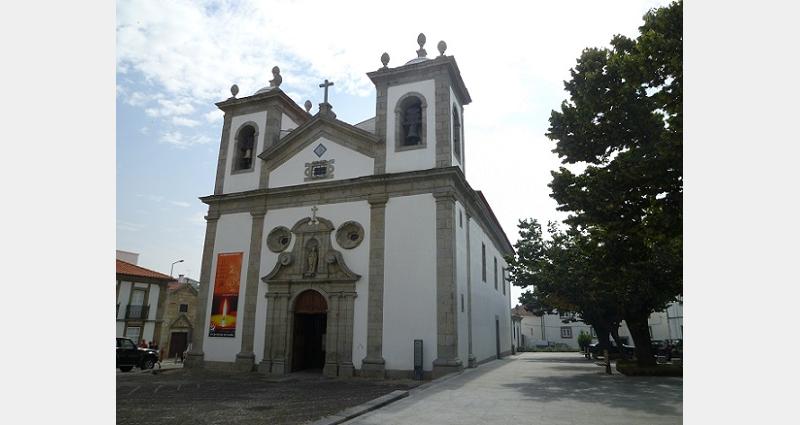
513,1,682,366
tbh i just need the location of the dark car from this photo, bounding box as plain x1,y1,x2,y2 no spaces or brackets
116,337,159,372
588,341,635,360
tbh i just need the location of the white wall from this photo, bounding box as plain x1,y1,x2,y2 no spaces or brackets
382,194,437,371
268,135,374,188
280,113,298,139
223,111,268,194
454,201,469,365
468,219,512,362
257,201,371,366
386,80,436,173
202,212,253,362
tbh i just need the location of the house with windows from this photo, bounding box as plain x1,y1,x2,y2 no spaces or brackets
184,34,515,379
116,254,175,346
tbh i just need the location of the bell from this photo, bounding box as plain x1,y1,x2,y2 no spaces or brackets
406,125,420,144
243,149,252,159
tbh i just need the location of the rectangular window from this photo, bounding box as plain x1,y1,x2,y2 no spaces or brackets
460,294,464,312
502,267,506,295
179,304,189,313
560,327,573,339
481,243,486,282
459,210,463,228
494,257,498,290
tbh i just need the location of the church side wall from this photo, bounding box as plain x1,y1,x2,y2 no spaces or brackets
223,111,268,194
202,212,252,362
385,80,436,174
382,194,437,372
257,201,371,367
268,136,374,188
468,219,512,363
454,200,469,365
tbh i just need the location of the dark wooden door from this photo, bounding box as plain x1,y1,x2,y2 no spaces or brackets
292,313,326,371
169,332,188,358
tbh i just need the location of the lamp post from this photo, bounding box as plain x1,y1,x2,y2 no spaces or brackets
170,259,184,277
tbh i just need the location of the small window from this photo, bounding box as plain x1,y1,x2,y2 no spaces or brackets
494,258,498,290
481,243,486,282
233,124,257,171
560,327,573,339
179,304,188,313
452,106,461,161
502,268,506,295
460,294,464,312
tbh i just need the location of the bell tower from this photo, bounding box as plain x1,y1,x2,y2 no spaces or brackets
368,33,471,175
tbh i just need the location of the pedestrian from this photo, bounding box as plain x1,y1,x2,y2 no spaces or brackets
139,339,147,348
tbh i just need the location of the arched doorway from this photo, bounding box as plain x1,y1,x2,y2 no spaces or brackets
291,290,327,372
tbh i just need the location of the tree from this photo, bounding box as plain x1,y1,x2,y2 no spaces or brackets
544,1,683,365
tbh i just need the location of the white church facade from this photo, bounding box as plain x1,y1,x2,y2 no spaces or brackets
185,34,515,379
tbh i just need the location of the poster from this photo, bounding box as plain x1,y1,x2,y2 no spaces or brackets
208,252,243,337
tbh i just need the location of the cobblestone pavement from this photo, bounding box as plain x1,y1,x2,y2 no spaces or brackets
116,368,419,425
347,352,683,425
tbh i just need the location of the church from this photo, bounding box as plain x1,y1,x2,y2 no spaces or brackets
185,34,514,379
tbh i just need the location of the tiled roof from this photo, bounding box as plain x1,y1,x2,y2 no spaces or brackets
116,259,175,282
511,305,533,316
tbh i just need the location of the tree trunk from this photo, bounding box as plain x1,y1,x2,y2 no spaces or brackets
609,322,623,348
593,323,612,353
626,314,656,366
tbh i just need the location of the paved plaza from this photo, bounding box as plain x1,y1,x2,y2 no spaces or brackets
116,368,418,425
346,352,683,425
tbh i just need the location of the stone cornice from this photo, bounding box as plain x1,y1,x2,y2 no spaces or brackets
199,167,514,256
215,89,310,125
367,56,472,105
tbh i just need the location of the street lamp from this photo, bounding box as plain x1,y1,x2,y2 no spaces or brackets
170,259,184,277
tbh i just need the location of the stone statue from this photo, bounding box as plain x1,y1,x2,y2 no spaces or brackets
306,245,318,274
403,103,422,145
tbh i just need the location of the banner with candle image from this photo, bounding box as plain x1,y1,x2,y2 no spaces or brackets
208,252,243,337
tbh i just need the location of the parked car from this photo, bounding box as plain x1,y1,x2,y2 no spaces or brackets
652,339,682,361
116,337,159,372
588,341,635,360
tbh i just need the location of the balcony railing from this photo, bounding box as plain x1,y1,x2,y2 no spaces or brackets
126,304,150,320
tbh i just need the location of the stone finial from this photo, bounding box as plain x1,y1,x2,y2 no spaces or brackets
304,100,312,113
230,84,239,98
380,52,390,68
437,40,447,56
416,33,427,58
269,66,282,88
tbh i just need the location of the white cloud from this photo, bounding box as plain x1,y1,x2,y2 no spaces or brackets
160,131,212,148
172,116,201,127
117,220,144,232
170,200,191,208
204,110,223,124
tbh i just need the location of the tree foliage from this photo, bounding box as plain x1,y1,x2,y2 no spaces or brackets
510,1,682,366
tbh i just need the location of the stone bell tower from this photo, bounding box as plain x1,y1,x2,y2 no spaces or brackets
367,33,472,176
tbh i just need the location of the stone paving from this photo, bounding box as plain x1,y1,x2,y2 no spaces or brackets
116,368,419,425
345,352,683,425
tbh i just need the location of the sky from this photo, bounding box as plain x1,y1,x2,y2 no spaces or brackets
116,0,670,304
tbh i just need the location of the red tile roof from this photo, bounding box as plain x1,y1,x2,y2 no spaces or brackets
116,259,175,282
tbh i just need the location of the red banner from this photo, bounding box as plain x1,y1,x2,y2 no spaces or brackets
208,252,243,337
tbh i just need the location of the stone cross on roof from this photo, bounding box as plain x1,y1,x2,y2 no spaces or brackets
319,79,334,104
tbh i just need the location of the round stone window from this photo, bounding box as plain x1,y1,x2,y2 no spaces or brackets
336,221,364,249
267,226,292,253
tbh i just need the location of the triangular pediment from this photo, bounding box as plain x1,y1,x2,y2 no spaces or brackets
258,114,379,171
169,313,193,330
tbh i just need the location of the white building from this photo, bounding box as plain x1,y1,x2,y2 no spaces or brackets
116,252,175,346
185,34,515,379
512,302,684,350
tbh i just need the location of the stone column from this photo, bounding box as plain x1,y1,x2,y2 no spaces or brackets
465,212,476,368
361,195,388,378
338,291,357,377
434,73,453,168
185,211,220,369
235,209,266,371
269,292,291,375
259,104,282,188
213,115,232,195
373,84,388,175
258,292,277,373
323,293,340,377
432,191,463,378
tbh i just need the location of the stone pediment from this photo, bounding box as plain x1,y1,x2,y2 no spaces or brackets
169,313,193,330
262,216,361,284
258,113,379,172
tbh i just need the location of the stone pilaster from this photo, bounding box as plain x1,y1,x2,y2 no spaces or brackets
268,292,291,375
259,104,281,188
235,209,266,371
185,211,220,369
434,73,453,168
213,115,232,195
323,293,340,377
361,195,388,378
432,191,462,378
373,83,388,175
338,292,357,378
258,292,278,373
465,212,476,368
